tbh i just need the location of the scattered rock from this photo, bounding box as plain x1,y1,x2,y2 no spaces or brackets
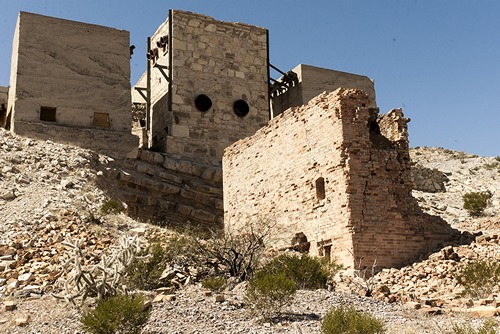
467,305,498,318
4,300,16,311
14,315,29,326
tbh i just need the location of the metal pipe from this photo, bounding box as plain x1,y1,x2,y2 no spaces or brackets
168,9,173,113
269,63,287,76
266,29,271,120
146,36,151,148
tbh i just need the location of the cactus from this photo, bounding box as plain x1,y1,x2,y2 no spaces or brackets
53,234,143,304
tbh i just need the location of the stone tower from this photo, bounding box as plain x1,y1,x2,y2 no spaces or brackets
133,10,270,166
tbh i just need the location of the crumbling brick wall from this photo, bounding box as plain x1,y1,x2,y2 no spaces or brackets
223,88,459,270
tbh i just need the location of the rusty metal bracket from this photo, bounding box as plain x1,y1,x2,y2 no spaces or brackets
134,87,149,103
154,64,171,82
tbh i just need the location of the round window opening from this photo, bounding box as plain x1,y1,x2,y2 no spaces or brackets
195,94,212,112
233,100,250,117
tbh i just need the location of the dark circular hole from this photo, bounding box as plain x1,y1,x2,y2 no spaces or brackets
233,99,249,117
195,94,212,112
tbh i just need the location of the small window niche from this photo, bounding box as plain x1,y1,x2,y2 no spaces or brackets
40,106,57,122
315,177,326,200
324,245,331,262
93,112,110,128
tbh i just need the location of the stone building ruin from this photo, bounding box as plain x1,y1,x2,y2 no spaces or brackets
270,64,376,118
0,86,7,127
132,10,270,165
223,88,460,269
5,12,138,157
2,9,460,270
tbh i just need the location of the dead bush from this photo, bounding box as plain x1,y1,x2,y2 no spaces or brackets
196,219,278,282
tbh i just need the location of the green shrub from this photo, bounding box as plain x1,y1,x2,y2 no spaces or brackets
201,276,226,292
321,305,385,334
456,259,500,299
452,319,498,334
463,191,492,216
245,270,297,320
100,199,124,215
483,162,500,171
123,242,169,290
262,253,339,289
81,293,151,334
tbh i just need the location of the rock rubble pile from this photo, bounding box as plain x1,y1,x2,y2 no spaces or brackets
0,133,499,332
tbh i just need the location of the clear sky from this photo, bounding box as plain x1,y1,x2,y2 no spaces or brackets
0,1,498,156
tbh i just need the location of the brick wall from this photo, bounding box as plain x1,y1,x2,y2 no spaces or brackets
223,88,459,270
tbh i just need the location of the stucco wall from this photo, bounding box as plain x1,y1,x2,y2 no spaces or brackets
224,88,459,270
7,12,137,157
271,64,376,118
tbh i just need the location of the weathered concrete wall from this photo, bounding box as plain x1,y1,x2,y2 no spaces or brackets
224,88,459,270
136,10,270,165
6,15,20,129
7,12,137,157
271,64,376,118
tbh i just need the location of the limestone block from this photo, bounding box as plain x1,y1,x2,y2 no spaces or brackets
158,200,175,210
4,300,16,311
161,184,181,195
176,204,193,216
158,171,183,184
191,209,216,223
153,153,165,165
468,305,498,318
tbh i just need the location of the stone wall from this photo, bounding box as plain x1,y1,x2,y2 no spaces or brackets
136,10,270,165
223,88,459,270
0,87,7,127
101,149,223,228
271,64,376,118
411,165,449,193
7,12,137,158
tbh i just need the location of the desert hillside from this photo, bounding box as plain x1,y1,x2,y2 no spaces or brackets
0,128,499,333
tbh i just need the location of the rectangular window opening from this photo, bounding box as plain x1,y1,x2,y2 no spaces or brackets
40,106,57,122
315,177,326,200
324,245,331,263
93,112,110,128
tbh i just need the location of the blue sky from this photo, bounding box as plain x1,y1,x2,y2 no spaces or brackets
0,1,498,156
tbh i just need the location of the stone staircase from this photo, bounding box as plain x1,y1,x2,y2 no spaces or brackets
99,149,223,229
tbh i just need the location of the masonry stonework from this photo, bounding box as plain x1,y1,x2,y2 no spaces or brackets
223,88,459,270
7,12,137,158
133,10,269,165
0,86,7,127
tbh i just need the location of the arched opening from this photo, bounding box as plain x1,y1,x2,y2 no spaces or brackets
291,232,310,253
315,177,325,200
